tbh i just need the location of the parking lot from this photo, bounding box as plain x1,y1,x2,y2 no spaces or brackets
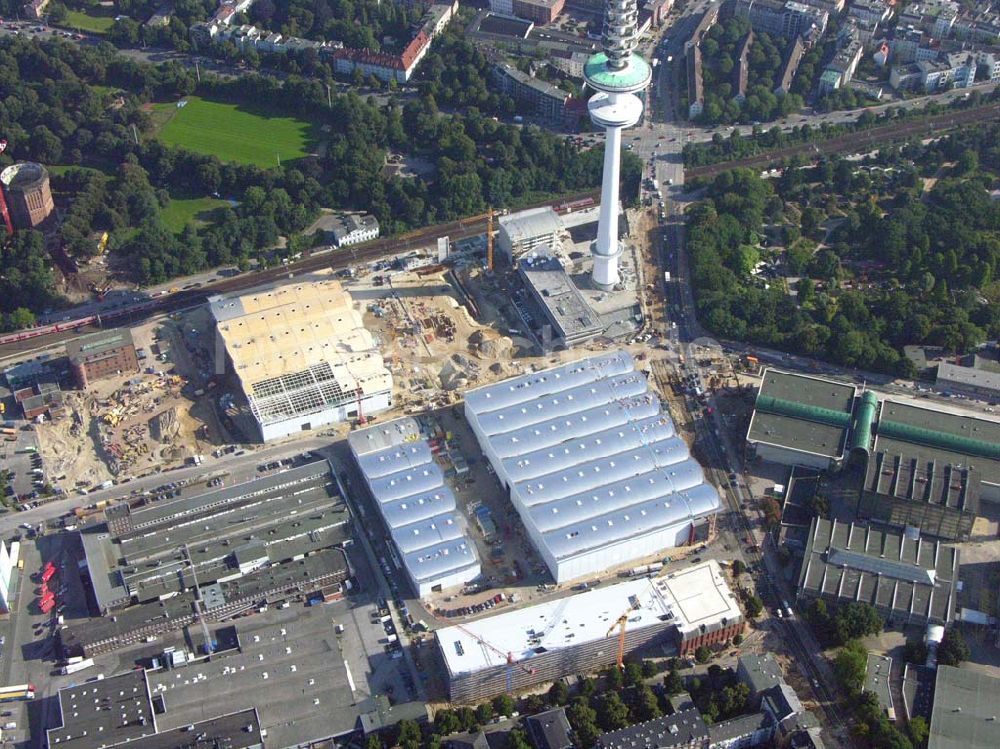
1,426,44,508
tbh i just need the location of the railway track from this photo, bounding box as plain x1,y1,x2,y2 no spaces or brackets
685,101,1000,180
0,189,600,360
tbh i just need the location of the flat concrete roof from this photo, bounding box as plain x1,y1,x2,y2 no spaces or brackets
875,400,1000,486
47,670,155,749
865,653,894,717
519,254,602,343
66,329,135,365
747,369,857,460
929,666,1000,749
864,450,980,514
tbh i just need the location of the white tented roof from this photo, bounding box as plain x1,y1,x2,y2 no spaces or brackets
391,513,464,554
350,418,479,594
465,353,720,577
488,394,662,460
464,351,634,414
518,438,692,507
474,372,649,436
380,489,457,528
355,441,432,479
405,539,479,585
502,415,677,483
437,578,673,676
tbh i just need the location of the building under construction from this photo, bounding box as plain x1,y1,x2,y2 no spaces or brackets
437,561,742,703
209,269,392,442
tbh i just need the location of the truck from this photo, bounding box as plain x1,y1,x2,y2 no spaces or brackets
664,271,671,283
651,178,659,190
61,658,95,675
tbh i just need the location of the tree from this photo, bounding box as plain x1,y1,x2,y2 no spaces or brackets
733,633,744,646
366,733,383,749
492,694,516,719
624,661,644,687
761,498,782,529
902,639,928,665
475,703,494,726
695,645,712,664
567,698,599,749
909,715,929,748
604,666,624,690
834,602,883,644
630,684,662,722
745,595,764,619
548,680,569,706
524,694,547,715
937,629,970,667
833,640,868,695
397,720,422,749
663,669,684,696
507,728,532,749
433,709,461,736
2,308,36,332
641,659,658,679
731,559,746,576
596,692,630,731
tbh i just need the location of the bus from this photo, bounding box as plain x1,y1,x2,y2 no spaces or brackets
0,684,35,703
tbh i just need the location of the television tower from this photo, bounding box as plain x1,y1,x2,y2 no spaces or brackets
584,0,651,290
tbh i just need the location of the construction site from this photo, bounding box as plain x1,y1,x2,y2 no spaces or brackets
34,316,223,491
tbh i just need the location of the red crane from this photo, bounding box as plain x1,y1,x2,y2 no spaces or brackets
0,140,13,236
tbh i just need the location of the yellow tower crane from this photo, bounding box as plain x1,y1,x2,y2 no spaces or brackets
605,582,660,670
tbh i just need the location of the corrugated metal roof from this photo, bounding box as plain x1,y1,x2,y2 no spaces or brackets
347,416,421,456
465,353,721,574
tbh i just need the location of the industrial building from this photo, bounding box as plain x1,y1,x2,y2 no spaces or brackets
349,417,480,597
437,562,742,702
209,269,392,442
65,460,352,655
66,329,140,389
936,360,1000,400
746,369,861,470
872,399,1000,503
497,206,563,262
465,351,721,583
927,666,1000,749
47,668,265,749
518,254,603,347
0,161,55,229
797,517,960,626
857,450,979,540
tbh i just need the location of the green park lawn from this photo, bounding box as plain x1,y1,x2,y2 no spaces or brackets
161,194,231,233
62,8,116,34
155,97,316,169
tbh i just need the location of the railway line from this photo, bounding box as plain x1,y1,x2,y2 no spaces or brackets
0,189,600,360
685,101,1000,180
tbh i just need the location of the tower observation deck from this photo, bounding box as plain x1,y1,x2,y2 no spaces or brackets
584,0,650,290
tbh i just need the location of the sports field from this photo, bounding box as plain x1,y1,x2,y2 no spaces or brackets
161,194,231,233
155,97,316,169
63,9,116,34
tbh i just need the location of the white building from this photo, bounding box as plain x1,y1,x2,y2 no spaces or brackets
349,418,481,597
0,540,18,614
497,206,563,262
210,269,392,442
438,561,742,702
464,352,720,583
329,213,380,247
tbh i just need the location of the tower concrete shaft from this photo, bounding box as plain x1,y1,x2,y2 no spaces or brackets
584,0,650,291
